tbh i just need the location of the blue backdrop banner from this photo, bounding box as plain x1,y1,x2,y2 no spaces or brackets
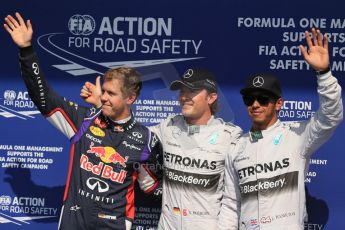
0,1,344,229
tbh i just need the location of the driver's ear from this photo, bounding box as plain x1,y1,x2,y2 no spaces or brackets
126,93,137,105
275,98,283,111
207,92,218,105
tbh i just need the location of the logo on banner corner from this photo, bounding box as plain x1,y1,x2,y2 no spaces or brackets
0,195,58,225
0,89,39,120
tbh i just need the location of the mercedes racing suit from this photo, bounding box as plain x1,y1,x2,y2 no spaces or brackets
222,71,343,230
150,115,242,230
19,46,163,230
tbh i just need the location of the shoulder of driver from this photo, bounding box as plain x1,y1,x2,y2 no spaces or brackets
217,118,243,140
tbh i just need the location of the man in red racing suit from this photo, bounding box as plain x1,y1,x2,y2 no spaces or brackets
4,12,163,230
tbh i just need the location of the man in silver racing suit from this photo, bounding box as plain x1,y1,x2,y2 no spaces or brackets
151,69,242,230
221,29,343,229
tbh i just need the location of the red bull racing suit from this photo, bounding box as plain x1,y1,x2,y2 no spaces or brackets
222,71,343,230
150,115,242,230
19,46,163,230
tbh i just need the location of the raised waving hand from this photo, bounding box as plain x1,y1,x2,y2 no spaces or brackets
4,12,32,48
300,28,330,71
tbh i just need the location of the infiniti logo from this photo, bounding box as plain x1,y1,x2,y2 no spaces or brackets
132,132,143,138
252,76,264,87
88,107,96,116
183,69,194,78
32,62,39,75
86,177,109,193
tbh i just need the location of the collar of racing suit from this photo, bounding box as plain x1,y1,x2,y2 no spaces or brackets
102,111,137,132
183,115,217,135
183,115,215,127
249,119,281,142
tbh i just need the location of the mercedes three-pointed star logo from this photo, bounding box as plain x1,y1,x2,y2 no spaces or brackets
183,69,194,78
252,76,264,87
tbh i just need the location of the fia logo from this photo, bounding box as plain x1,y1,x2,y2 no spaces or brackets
4,90,16,101
68,14,96,35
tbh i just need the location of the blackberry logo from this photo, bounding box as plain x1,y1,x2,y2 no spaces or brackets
4,90,16,101
68,14,96,35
